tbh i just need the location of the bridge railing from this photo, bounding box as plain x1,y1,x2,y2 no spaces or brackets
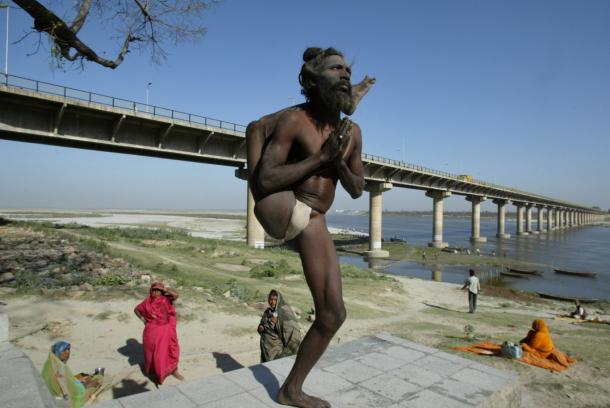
1,74,247,133
362,153,586,207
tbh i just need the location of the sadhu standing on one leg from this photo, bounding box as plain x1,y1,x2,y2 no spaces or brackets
134,282,184,384
247,47,374,407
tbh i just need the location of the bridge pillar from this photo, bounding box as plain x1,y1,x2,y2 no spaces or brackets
555,209,562,229
236,169,265,249
525,203,536,234
514,202,528,235
365,182,393,259
466,195,487,243
493,199,510,239
536,205,545,233
426,190,451,248
547,208,554,231
572,211,577,227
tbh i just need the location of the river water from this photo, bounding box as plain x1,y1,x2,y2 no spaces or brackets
327,214,610,301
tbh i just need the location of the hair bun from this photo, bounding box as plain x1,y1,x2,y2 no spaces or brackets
303,47,323,62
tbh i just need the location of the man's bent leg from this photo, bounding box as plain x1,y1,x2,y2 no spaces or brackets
278,212,345,408
254,191,296,240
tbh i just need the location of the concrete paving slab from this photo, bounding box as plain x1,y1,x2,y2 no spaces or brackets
411,354,469,376
199,392,270,408
393,389,472,408
177,374,244,405
324,358,384,383
326,385,395,408
430,377,491,406
359,373,420,402
117,386,196,408
388,363,443,388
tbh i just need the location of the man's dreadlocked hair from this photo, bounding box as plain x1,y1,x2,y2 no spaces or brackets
299,47,344,101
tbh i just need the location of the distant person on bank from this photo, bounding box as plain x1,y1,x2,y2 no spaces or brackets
569,300,587,320
257,290,303,362
134,282,184,384
41,341,104,408
461,269,481,313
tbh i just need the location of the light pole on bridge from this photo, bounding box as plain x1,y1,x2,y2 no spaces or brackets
1,1,9,80
145,82,152,112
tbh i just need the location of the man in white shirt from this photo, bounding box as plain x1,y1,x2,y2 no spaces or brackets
462,269,481,313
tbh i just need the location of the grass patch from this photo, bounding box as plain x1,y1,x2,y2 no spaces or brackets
94,311,113,320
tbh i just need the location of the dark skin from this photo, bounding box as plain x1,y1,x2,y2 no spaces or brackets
248,54,369,408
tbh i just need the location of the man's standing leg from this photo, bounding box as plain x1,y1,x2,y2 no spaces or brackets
278,211,345,408
468,291,474,313
473,292,477,313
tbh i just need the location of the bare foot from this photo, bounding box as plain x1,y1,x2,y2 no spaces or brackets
172,370,185,381
344,75,376,115
277,386,331,408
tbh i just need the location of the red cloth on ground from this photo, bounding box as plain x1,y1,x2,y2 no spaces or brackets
135,284,180,384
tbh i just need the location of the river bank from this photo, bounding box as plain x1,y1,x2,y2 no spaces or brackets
1,216,610,406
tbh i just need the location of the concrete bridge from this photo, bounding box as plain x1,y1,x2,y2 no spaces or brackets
0,75,604,256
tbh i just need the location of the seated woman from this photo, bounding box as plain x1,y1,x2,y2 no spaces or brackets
41,341,103,408
519,319,576,369
519,319,554,358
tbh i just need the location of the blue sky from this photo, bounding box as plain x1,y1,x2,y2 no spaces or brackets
1,0,609,211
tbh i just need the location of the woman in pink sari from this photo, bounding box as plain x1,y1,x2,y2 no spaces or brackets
134,282,184,384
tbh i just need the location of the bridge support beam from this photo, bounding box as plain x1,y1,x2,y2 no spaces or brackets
493,199,510,239
235,169,265,249
536,205,545,233
466,195,487,243
365,182,393,259
426,190,451,248
525,203,536,234
571,211,576,227
514,202,528,235
547,208,554,231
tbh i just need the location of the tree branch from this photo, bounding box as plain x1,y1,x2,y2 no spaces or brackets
70,0,92,33
13,0,133,68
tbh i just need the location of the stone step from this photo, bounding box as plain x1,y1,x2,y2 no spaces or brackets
96,333,520,408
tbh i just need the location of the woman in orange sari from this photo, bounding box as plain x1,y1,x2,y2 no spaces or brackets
519,319,554,358
519,319,575,369
134,282,184,385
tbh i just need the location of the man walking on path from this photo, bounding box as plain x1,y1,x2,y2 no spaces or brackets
462,269,481,313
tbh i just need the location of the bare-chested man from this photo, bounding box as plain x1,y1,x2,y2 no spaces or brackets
246,47,374,408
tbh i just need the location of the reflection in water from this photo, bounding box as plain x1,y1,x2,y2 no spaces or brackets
431,265,442,282
364,257,392,270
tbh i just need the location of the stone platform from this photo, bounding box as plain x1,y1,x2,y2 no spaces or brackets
96,333,520,408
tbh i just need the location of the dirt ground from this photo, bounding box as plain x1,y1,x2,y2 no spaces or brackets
3,276,610,407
